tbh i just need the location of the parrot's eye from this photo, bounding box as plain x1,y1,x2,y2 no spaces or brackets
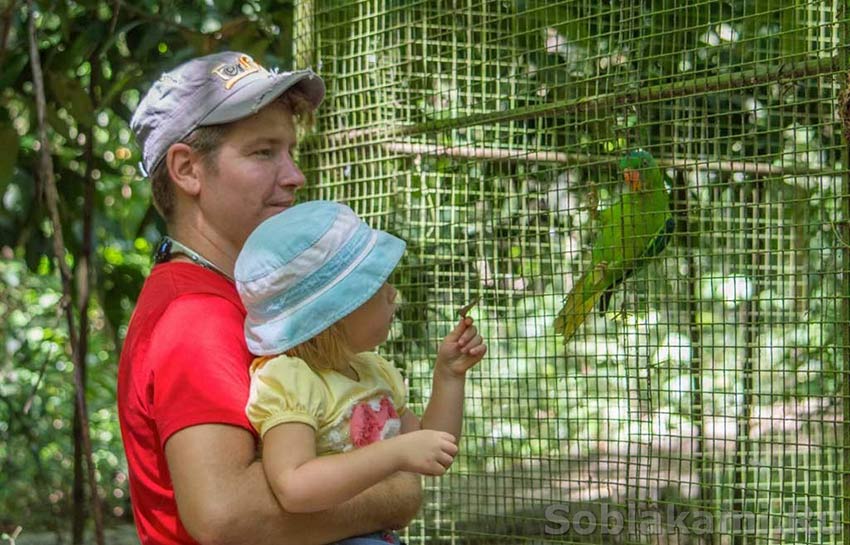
642,160,648,167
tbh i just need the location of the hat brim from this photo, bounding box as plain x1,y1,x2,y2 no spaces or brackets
244,230,406,356
201,69,325,126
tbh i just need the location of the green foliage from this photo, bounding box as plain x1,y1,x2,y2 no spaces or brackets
1,0,298,534
0,259,128,530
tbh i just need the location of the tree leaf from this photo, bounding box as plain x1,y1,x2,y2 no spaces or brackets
46,72,94,127
0,126,19,191
98,21,145,58
0,54,28,92
46,105,72,140
24,228,51,273
101,67,142,109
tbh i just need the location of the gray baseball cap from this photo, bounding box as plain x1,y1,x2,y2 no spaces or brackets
130,51,325,177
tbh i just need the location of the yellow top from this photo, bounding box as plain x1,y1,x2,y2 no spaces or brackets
246,352,408,454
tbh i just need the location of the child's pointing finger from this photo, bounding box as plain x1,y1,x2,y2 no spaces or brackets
457,324,478,347
445,317,472,342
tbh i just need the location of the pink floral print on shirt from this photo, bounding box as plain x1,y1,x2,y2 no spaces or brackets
350,396,400,448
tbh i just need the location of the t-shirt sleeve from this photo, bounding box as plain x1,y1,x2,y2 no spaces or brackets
245,356,328,438
370,354,408,415
149,294,255,445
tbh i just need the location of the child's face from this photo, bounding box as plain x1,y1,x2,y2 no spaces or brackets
341,282,398,352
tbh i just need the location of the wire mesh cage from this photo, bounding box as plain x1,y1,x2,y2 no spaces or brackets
294,1,849,543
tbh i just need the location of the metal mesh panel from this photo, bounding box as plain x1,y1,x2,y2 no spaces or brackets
295,1,850,543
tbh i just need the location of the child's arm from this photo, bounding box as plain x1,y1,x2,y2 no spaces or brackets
262,422,457,513
421,317,486,440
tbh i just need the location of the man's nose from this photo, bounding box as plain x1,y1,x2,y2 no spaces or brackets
278,155,306,188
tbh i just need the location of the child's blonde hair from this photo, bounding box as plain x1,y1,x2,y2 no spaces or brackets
285,322,359,373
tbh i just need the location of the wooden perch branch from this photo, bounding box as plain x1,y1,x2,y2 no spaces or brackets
383,142,580,164
382,142,835,178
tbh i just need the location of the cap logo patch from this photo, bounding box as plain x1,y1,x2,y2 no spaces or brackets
212,55,264,90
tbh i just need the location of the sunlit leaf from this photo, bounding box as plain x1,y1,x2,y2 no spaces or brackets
46,73,94,127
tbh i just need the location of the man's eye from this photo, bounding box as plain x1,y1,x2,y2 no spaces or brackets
254,149,272,157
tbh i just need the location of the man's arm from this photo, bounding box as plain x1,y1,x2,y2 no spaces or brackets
165,423,422,545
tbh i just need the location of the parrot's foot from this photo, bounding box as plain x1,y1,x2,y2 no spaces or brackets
606,301,652,326
590,261,608,284
605,308,635,323
586,189,600,219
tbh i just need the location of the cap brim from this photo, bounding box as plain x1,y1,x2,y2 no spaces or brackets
201,69,325,126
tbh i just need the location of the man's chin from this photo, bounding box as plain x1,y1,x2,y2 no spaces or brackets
264,205,291,218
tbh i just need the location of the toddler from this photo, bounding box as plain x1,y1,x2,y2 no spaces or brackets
235,201,486,545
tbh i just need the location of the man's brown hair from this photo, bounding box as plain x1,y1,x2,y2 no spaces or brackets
149,88,315,221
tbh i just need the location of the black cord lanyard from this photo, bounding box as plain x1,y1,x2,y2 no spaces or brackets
153,236,234,282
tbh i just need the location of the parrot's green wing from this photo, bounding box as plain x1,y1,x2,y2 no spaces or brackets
553,260,610,341
597,214,675,313
554,150,672,342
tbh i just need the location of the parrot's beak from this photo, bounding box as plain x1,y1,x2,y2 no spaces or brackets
623,168,642,190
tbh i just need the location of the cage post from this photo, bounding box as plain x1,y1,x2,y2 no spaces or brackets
671,165,716,543
293,0,314,71
840,8,850,545
732,178,764,545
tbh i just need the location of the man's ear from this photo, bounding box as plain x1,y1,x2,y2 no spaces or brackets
165,143,202,196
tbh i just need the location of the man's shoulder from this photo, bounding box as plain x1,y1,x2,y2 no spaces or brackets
123,262,246,357
138,262,244,315
148,261,240,298
121,265,250,384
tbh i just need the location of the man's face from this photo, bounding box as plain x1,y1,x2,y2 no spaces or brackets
198,102,306,249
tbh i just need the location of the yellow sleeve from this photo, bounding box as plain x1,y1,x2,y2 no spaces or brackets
245,356,328,438
369,354,408,415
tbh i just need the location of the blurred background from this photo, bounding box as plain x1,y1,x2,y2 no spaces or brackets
1,1,848,544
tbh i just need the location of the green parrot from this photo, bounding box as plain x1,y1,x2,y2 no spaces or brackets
554,149,675,342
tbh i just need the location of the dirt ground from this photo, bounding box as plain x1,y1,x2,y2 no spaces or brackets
13,525,140,545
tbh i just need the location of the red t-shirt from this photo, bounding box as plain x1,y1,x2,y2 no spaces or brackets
117,262,257,545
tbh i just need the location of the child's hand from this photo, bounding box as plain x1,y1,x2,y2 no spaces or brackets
436,317,487,378
395,430,458,475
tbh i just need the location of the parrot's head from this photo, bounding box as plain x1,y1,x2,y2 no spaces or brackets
619,149,660,191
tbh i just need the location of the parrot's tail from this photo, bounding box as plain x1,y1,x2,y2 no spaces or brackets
553,262,609,343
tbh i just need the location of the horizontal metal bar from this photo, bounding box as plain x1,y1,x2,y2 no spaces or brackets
306,53,845,147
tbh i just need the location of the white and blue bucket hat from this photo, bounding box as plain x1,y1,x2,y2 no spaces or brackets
235,201,406,356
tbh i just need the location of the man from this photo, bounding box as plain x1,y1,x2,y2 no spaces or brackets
119,51,422,545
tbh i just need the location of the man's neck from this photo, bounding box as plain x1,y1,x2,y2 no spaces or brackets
167,221,238,279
